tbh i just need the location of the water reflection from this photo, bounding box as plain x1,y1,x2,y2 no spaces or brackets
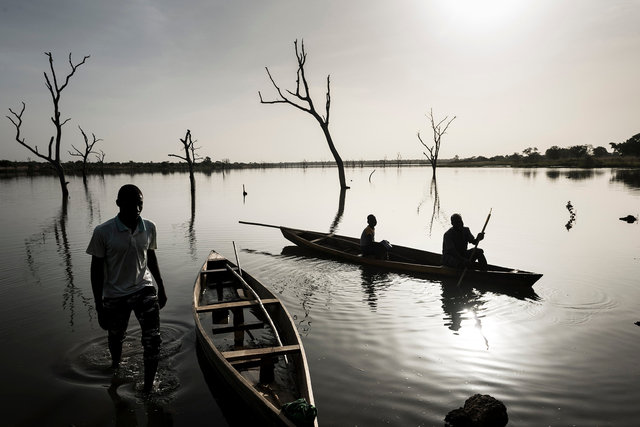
440,282,484,333
241,247,316,336
196,343,264,426
359,266,392,311
108,376,174,426
187,188,197,259
24,201,93,328
417,178,447,236
176,186,198,260
611,169,640,190
441,283,491,349
328,188,346,234
545,169,605,181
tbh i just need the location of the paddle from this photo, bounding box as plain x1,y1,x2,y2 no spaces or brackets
456,209,492,287
232,241,288,363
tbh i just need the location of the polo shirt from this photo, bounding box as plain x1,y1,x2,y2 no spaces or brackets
86,215,157,299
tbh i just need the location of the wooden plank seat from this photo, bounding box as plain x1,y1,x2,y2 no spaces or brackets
222,344,301,362
211,321,265,335
196,298,279,313
201,267,239,274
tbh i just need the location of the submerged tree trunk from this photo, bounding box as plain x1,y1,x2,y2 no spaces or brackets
169,129,200,195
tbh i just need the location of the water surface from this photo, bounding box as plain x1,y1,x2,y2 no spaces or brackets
1,167,639,426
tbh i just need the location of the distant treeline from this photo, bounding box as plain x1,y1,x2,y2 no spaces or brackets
2,133,640,176
448,135,640,168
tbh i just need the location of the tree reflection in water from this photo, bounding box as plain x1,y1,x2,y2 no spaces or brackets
417,177,448,237
24,200,93,329
328,187,346,234
611,169,640,190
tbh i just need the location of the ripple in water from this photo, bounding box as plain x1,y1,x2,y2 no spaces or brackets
54,321,190,404
545,284,618,325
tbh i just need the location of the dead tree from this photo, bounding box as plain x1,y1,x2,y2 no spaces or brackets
418,108,456,179
69,125,102,183
259,39,349,190
94,149,106,175
168,129,200,192
6,52,90,200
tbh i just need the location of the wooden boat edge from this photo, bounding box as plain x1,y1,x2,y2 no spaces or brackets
192,250,316,427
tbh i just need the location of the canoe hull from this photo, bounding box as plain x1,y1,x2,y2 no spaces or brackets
193,251,317,426
280,227,541,289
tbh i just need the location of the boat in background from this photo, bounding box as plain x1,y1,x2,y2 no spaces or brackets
279,227,541,288
239,222,542,289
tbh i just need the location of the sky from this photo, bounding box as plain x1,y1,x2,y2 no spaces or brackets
1,0,639,163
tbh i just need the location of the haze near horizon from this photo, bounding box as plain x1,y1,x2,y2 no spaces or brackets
1,0,638,164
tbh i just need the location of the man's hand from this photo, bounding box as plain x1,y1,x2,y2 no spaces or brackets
158,287,167,309
477,232,485,242
96,305,109,330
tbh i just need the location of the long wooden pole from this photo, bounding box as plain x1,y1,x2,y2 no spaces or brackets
231,242,288,363
239,220,281,229
456,209,492,287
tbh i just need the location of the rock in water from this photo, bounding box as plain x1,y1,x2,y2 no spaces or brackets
445,394,508,427
464,394,508,426
619,215,637,223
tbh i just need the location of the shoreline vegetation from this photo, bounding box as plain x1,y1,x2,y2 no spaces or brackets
2,155,640,177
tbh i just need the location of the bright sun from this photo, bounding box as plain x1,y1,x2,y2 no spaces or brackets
439,0,525,32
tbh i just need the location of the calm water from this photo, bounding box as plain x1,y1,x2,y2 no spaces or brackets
1,167,639,426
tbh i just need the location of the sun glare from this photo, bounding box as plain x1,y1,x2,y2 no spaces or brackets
439,0,524,32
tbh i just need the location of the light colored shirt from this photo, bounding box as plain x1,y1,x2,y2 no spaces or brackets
86,216,157,298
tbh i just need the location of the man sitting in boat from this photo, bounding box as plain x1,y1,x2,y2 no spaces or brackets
442,213,488,270
360,214,391,258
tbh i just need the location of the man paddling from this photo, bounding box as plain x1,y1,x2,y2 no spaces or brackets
87,184,167,393
442,213,488,270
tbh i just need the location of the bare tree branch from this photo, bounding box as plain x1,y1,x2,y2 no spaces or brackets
6,52,90,200
169,129,199,191
259,38,348,189
6,102,49,162
418,108,456,179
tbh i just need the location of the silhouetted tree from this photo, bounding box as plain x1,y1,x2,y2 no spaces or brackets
522,147,541,163
418,108,456,179
610,133,640,156
94,149,106,174
6,52,90,201
169,129,200,191
259,39,349,190
592,146,609,157
69,126,102,183
568,145,589,158
545,146,564,160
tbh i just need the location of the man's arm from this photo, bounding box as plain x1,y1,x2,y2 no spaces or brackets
147,249,167,308
91,255,108,329
466,228,484,245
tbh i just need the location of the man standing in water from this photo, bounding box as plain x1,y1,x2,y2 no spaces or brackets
87,184,167,393
442,213,488,270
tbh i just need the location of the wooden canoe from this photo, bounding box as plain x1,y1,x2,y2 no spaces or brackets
193,250,317,426
278,226,542,289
